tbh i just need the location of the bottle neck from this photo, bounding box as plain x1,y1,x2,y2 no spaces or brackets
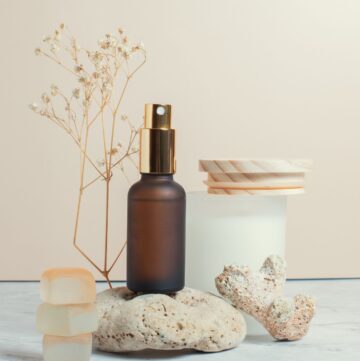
140,173,174,181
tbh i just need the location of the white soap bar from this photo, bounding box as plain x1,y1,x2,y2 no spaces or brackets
36,303,98,336
43,334,92,361
40,268,96,305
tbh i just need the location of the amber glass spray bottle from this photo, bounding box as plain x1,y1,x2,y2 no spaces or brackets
127,104,185,293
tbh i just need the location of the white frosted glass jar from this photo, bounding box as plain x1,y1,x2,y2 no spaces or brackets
186,192,287,293
186,159,312,335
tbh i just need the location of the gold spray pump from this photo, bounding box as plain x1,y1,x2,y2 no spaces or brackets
140,104,176,174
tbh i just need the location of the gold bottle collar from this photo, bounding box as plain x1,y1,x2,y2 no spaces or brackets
140,104,176,174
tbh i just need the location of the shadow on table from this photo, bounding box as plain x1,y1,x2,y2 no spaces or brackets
94,349,196,359
244,335,274,344
93,337,276,358
0,338,275,360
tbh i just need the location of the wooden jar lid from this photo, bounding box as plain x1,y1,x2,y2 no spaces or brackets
199,159,313,195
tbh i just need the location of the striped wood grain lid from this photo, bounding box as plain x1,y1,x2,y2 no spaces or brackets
199,159,312,195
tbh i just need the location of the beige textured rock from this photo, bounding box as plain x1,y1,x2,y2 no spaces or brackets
94,287,246,352
215,255,315,341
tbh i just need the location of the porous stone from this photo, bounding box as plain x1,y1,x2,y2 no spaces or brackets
215,255,316,341
94,287,246,352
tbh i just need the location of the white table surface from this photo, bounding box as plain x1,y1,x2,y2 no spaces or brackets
0,280,359,361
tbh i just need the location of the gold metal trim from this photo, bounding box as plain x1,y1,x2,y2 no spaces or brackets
140,104,176,174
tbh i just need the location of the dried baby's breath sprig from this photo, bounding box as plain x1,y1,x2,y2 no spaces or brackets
29,102,39,112
30,24,146,287
72,88,80,99
50,84,59,96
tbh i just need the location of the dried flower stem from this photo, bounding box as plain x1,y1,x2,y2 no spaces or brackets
31,25,146,287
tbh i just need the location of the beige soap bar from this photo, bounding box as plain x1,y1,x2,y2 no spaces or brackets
36,303,98,336
43,334,92,361
40,268,96,305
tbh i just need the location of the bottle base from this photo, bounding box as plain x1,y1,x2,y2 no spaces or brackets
127,283,184,294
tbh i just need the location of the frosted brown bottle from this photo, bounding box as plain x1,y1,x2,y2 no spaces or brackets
127,104,185,293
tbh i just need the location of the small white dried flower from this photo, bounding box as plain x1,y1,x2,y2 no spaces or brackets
118,27,124,35
50,84,59,96
88,51,103,66
59,23,65,29
98,34,117,49
109,148,118,156
50,42,60,53
72,88,80,99
78,76,87,85
43,35,52,43
99,64,108,74
118,45,131,58
29,102,39,112
41,93,50,104
102,82,112,94
132,42,145,52
34,48,41,56
121,114,128,121
54,29,62,41
92,71,100,79
74,64,83,73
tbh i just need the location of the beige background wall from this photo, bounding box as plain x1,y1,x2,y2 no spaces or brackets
1,0,360,280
